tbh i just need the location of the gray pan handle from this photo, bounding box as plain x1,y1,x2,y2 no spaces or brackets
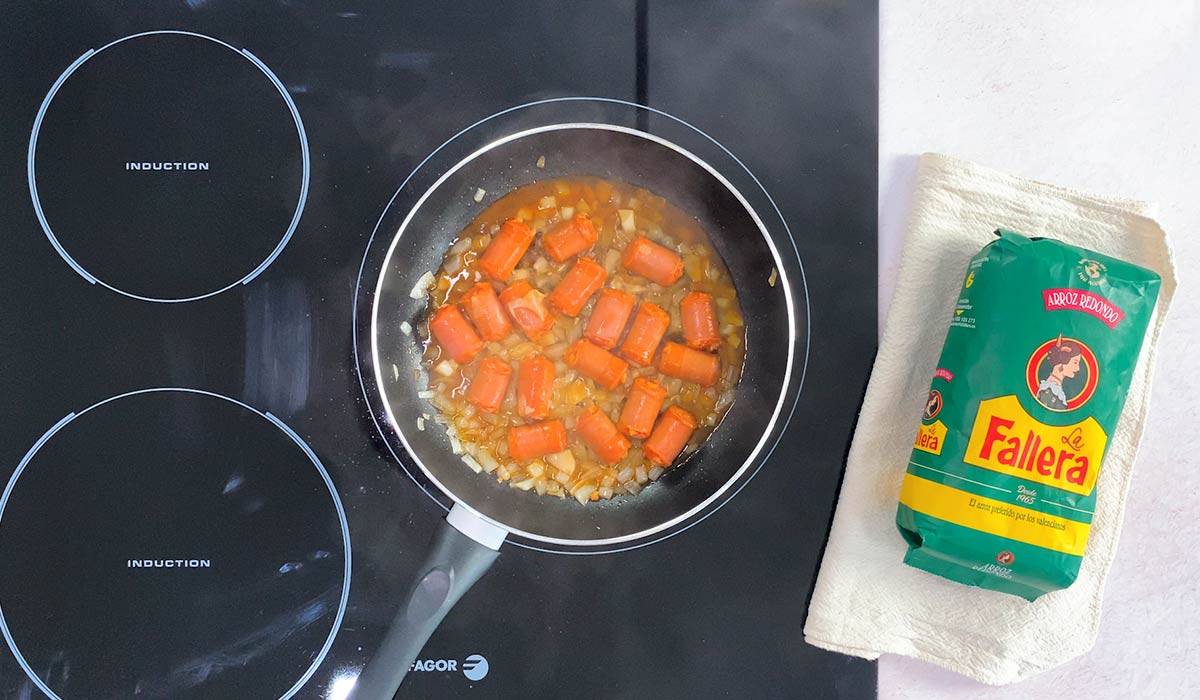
350,503,506,700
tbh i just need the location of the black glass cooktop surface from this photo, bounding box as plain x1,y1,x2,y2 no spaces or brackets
29,30,308,303
0,2,878,699
0,389,349,699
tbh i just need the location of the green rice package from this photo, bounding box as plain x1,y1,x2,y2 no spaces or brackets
896,229,1161,600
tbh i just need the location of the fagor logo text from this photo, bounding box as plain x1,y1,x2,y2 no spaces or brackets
408,654,489,681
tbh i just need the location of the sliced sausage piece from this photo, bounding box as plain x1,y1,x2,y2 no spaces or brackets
508,419,568,462
500,280,555,339
621,236,683,286
542,214,598,262
466,357,512,413
619,302,670,367
643,406,698,467
429,304,483,363
680,291,720,351
658,342,719,387
547,258,607,317
617,378,668,439
565,339,628,390
584,288,635,349
478,219,535,281
460,282,512,341
517,354,555,420
576,406,631,464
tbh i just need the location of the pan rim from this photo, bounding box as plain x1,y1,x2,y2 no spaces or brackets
369,120,798,547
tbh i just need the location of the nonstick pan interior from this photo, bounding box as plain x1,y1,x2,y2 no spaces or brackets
370,124,796,544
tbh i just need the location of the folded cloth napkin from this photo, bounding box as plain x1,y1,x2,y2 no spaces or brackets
803,153,1178,685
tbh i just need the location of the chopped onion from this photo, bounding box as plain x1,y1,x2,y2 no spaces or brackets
416,416,425,431
409,271,435,299
449,436,463,455
535,479,549,495
537,195,557,210
391,363,400,381
768,267,778,287
635,465,648,484
477,449,499,473
536,155,546,169
474,187,486,202
434,360,455,377
603,248,620,272
623,481,642,496
572,484,595,505
560,206,574,219
547,449,576,475
399,321,412,335
417,390,435,400
618,209,636,233
461,454,483,473
616,467,634,483
431,393,455,412
648,466,665,481
598,486,615,500
510,342,538,360
527,460,546,478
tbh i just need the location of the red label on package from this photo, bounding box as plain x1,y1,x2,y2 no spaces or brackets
1042,288,1123,329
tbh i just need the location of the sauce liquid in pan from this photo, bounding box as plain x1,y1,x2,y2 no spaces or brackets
419,177,746,504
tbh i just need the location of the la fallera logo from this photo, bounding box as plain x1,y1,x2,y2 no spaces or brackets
923,390,942,422
964,396,1106,496
1025,334,1099,413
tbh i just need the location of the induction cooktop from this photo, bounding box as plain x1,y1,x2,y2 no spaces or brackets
0,2,878,699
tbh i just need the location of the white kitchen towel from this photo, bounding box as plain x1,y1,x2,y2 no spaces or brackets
803,153,1178,685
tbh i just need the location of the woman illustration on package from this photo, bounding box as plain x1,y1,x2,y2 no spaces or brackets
1036,333,1083,411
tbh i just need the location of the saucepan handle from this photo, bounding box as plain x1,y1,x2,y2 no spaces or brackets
350,503,505,699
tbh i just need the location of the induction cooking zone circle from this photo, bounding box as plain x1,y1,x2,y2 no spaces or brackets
0,389,350,700
28,30,310,303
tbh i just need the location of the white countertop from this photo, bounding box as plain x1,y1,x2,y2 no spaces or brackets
878,1,1198,697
